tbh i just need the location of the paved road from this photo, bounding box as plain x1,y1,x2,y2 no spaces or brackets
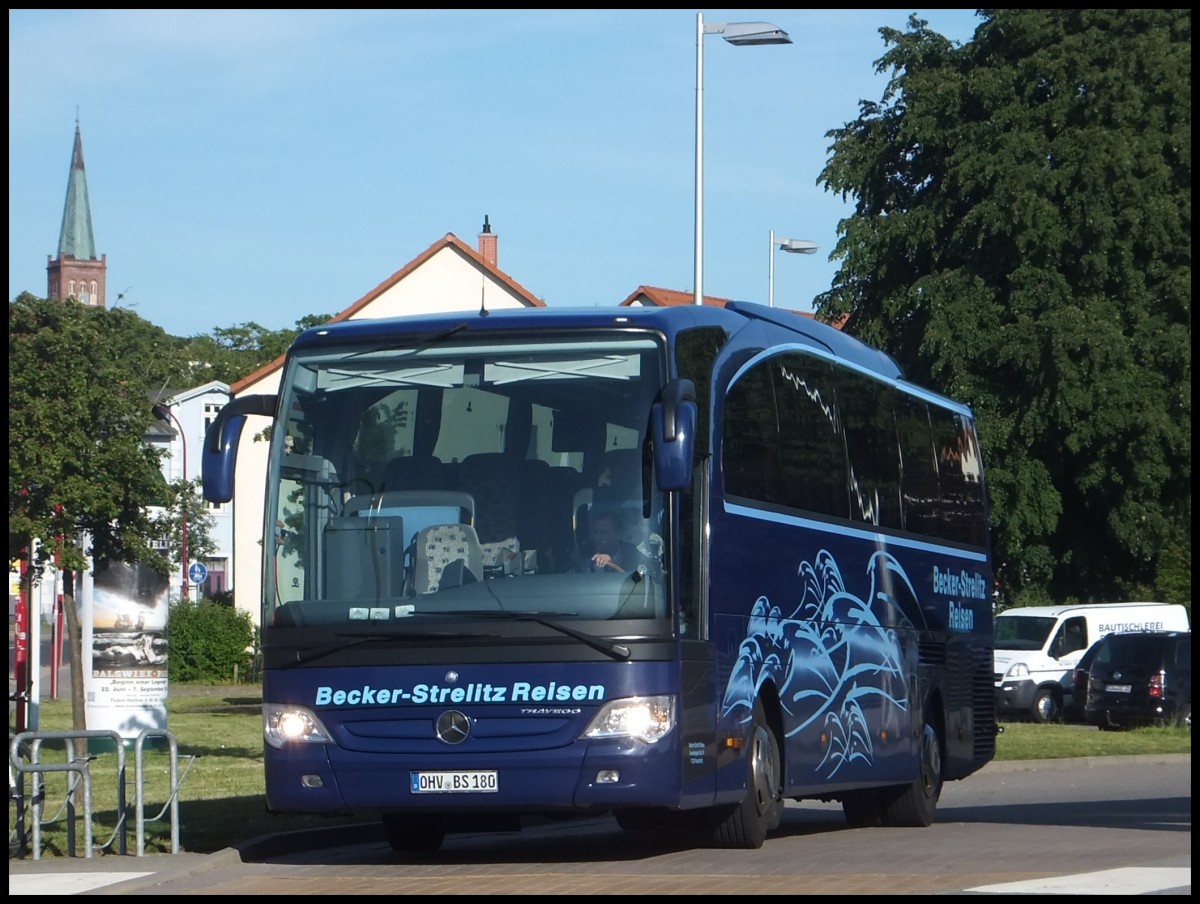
9,639,1190,894
9,754,1190,896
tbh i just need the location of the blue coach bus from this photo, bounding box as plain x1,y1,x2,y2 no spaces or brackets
203,301,995,851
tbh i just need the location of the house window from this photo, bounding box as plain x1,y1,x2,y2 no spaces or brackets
203,402,226,509
204,403,222,434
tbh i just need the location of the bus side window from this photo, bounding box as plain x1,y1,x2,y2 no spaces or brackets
929,408,987,547
895,396,940,538
723,364,779,504
772,354,847,519
836,370,902,528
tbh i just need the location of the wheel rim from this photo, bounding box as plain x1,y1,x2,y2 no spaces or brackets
749,723,780,816
918,722,942,799
1036,693,1055,721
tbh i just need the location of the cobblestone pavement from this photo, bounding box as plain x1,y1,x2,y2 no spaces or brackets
10,756,1191,896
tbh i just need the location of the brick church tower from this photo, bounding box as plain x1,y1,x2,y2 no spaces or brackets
46,119,106,308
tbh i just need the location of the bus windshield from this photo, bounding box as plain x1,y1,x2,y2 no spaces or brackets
264,332,668,631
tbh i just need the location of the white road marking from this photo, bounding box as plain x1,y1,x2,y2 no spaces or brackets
967,867,1191,895
9,871,153,895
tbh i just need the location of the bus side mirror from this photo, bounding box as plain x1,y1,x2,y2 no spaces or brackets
202,394,277,503
652,379,697,491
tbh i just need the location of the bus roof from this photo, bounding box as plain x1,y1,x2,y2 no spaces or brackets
298,303,888,365
290,301,971,410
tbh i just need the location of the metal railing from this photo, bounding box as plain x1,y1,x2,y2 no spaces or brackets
133,729,186,856
9,727,190,859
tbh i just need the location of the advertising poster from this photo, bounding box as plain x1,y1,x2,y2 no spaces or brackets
82,560,169,738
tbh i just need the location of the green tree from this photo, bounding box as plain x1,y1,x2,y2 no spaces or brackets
100,305,193,395
816,10,1190,607
181,314,332,385
9,294,187,726
149,476,217,595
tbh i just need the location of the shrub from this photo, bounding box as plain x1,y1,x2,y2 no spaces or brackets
167,598,255,683
207,589,236,609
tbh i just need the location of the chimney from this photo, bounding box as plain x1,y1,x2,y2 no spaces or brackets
478,215,497,266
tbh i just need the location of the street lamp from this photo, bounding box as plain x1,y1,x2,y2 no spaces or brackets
152,403,189,601
768,230,818,308
694,13,792,306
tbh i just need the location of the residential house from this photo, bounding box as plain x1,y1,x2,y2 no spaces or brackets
148,381,234,600
227,219,545,622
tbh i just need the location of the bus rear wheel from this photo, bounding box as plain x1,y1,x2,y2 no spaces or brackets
382,813,445,853
709,700,782,849
881,718,943,827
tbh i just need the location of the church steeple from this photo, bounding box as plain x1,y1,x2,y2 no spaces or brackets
58,120,97,260
47,116,106,308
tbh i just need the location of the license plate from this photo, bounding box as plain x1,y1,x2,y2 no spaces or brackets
410,770,498,794
1105,684,1132,694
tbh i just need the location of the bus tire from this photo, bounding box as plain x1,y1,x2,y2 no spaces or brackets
1032,687,1061,723
710,700,782,849
382,813,445,853
881,718,943,828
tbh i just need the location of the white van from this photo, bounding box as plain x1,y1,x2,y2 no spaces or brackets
993,602,1190,722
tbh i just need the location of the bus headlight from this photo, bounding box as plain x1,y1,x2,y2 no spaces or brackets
582,696,675,743
264,703,333,748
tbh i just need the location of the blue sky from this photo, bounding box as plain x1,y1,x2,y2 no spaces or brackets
9,9,981,339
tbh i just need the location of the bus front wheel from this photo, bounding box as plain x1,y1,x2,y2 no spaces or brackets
709,700,782,849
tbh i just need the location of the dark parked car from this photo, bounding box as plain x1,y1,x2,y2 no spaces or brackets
1064,640,1102,723
1084,630,1191,730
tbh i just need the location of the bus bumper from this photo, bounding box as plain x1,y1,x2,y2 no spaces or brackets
264,735,689,815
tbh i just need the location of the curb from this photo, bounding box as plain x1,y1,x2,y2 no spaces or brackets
229,820,384,860
979,752,1190,773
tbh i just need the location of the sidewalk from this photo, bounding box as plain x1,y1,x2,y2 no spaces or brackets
8,823,383,895
9,842,232,896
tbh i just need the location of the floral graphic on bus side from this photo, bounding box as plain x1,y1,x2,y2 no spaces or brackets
721,549,915,777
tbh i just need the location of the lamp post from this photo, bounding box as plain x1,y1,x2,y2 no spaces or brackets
153,403,189,601
694,13,792,306
768,230,818,308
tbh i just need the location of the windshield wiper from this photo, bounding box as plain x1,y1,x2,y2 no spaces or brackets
345,322,470,361
284,629,498,668
421,610,632,662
